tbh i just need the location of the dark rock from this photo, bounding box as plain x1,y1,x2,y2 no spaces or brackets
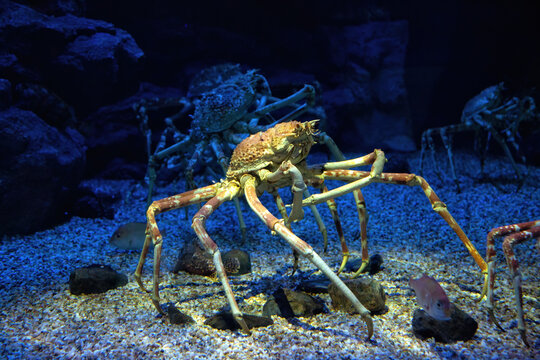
165,303,195,325
262,288,326,318
204,311,273,331
412,303,478,343
69,264,128,295
344,254,384,275
0,108,85,235
328,277,386,314
173,239,251,276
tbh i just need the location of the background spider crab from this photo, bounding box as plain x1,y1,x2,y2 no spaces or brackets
134,120,488,340
420,82,538,191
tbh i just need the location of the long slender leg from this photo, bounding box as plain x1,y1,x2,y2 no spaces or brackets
486,125,522,180
486,220,540,347
424,129,443,180
272,190,300,275
315,131,346,162
242,175,374,340
440,127,461,192
134,184,218,307
191,185,250,335
419,130,429,176
316,184,349,272
351,189,369,278
303,188,328,252
306,169,488,288
502,227,540,347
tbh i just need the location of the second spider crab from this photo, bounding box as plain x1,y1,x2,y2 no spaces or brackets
135,120,487,340
420,82,537,191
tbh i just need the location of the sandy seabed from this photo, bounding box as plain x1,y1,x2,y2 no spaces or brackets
1,152,539,359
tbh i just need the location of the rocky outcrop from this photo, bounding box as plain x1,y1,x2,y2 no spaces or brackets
0,1,144,115
0,107,85,235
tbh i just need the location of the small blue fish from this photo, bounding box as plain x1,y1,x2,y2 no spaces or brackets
109,222,151,251
409,274,451,320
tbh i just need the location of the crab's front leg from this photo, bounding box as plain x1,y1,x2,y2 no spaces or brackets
191,183,251,335
241,174,374,340
134,184,218,313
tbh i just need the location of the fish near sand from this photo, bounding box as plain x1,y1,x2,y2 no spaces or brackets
109,222,152,251
409,274,451,320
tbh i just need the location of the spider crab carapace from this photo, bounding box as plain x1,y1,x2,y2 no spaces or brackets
134,120,488,340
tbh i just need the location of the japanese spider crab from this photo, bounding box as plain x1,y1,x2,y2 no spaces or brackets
420,83,537,191
134,65,342,240
483,220,540,347
134,120,487,340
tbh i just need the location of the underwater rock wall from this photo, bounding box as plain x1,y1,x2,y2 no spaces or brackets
0,1,143,235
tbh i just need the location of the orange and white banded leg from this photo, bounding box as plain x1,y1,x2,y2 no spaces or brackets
272,190,300,275
191,184,251,335
486,220,540,347
304,170,488,287
242,174,374,340
135,184,218,312
307,178,368,276
351,189,369,278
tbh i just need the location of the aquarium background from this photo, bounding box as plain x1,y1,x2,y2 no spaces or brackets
1,0,539,235
0,1,539,359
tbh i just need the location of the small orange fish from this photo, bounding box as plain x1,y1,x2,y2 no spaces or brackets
109,222,151,251
409,274,451,320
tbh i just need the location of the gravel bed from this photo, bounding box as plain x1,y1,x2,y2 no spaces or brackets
1,152,539,359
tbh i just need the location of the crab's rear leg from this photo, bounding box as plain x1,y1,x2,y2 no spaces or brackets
134,184,218,311
242,175,374,340
191,184,251,335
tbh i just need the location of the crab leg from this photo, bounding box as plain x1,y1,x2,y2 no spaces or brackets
272,190,299,274
303,149,386,206
241,174,374,340
134,184,218,308
191,184,251,335
306,170,488,282
485,220,540,347
259,160,307,224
